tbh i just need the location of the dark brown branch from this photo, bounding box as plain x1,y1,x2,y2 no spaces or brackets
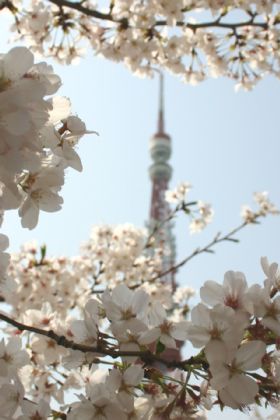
48,0,115,21
154,18,269,31
45,0,273,32
0,311,202,370
0,0,17,12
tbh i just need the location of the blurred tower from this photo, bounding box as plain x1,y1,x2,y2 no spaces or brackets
148,73,176,290
148,74,181,363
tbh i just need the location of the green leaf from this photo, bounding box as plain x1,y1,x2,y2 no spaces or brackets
40,244,47,263
156,341,165,354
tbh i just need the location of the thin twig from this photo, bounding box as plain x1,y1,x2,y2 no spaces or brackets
91,218,260,292
151,220,251,281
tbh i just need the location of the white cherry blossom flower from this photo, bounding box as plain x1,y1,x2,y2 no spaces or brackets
47,96,71,124
173,285,195,304
139,317,188,349
18,398,51,420
31,334,68,365
210,341,266,408
112,320,148,363
0,380,25,418
241,205,256,223
200,270,249,312
246,284,280,335
0,336,29,377
108,365,144,412
0,46,34,81
68,375,127,420
165,181,192,204
70,299,99,345
68,397,127,420
24,302,56,328
187,303,248,362
102,284,149,331
18,166,64,229
261,256,280,290
254,191,279,216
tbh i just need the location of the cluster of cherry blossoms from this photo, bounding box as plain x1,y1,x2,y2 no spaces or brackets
2,224,175,316
241,191,280,223
0,179,278,418
0,46,92,230
0,46,92,295
1,230,280,418
0,223,197,418
1,164,278,418
165,181,280,237
165,182,214,234
2,0,280,88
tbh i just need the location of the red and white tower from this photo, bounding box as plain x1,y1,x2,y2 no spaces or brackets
148,74,176,291
148,74,181,363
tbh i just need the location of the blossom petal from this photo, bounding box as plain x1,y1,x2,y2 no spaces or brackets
226,374,258,406
235,341,266,371
3,47,34,80
200,280,223,306
139,327,160,345
123,365,144,386
19,197,39,230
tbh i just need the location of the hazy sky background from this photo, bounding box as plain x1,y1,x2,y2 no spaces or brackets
1,13,280,419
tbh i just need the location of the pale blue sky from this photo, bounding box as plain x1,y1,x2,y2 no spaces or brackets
1,15,280,419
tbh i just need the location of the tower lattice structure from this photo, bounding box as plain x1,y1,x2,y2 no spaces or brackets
147,74,181,363
148,74,176,291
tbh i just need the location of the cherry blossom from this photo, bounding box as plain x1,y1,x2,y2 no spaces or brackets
261,256,280,290
101,283,149,331
0,337,29,387
0,46,92,229
108,365,144,413
2,1,280,89
165,181,192,204
210,341,266,408
0,380,25,418
241,192,279,223
0,234,280,418
189,201,214,234
165,182,214,234
18,399,51,420
200,270,249,312
246,283,280,335
139,314,188,349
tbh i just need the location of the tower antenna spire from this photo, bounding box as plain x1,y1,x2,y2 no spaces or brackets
158,72,165,134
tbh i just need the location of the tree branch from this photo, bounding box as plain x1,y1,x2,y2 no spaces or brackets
45,0,272,32
154,18,269,31
48,0,115,21
90,217,262,293
0,311,203,370
151,220,251,281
